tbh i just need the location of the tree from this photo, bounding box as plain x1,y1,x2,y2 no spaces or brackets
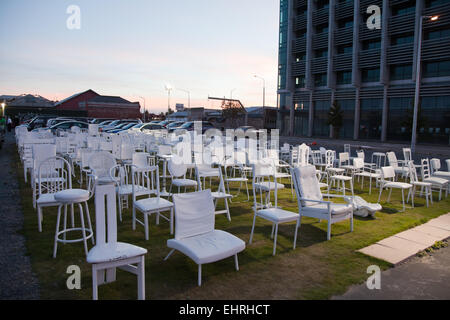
221,100,246,128
327,100,343,139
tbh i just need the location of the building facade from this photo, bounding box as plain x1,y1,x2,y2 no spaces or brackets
277,0,450,144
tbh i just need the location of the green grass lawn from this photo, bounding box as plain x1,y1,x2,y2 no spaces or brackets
12,147,450,300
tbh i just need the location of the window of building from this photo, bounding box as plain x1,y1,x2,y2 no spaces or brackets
391,34,414,45
316,23,329,34
337,44,353,54
423,60,450,77
313,100,330,137
316,0,330,10
295,53,306,62
337,100,355,139
314,73,327,86
295,76,306,88
425,28,450,40
391,3,416,16
296,6,307,15
387,97,413,141
425,0,450,8
359,98,383,139
419,96,450,143
337,71,352,84
315,48,328,58
294,100,309,136
362,39,381,50
390,64,412,80
338,17,354,29
362,68,380,82
296,29,307,38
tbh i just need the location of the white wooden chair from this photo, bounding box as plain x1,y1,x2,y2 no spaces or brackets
386,152,409,180
164,189,245,286
249,161,299,255
132,165,174,240
421,158,448,201
291,165,353,241
378,166,412,212
87,184,147,300
407,161,433,208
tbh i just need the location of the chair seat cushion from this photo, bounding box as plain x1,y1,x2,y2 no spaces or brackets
433,171,450,178
254,182,285,191
331,175,352,181
327,168,345,174
54,189,90,203
211,192,232,199
424,177,449,186
384,182,412,189
118,185,149,195
225,177,248,182
356,172,380,178
37,193,58,205
172,179,198,187
167,230,245,265
301,203,353,217
135,197,173,212
87,242,147,264
257,208,298,223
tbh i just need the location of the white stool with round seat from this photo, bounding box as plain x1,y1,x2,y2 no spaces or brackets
53,188,94,258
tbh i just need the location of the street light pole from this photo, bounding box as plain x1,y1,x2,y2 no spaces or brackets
411,15,438,155
254,75,266,107
139,96,146,122
230,88,236,100
165,84,173,115
178,88,191,109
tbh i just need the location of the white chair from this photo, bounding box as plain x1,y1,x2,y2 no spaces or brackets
168,155,198,195
327,153,354,197
88,151,118,185
430,158,450,180
407,161,433,208
249,161,299,255
36,157,71,232
386,151,409,179
164,189,245,286
378,166,412,212
291,165,353,241
87,184,147,300
132,165,174,240
298,143,310,166
196,164,233,221
421,158,448,201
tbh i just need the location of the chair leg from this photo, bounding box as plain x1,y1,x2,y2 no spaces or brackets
293,216,301,250
249,213,257,244
169,208,174,234
132,205,136,230
144,214,149,240
137,256,145,300
92,265,98,300
272,224,279,256
234,254,239,271
198,264,202,286
37,206,43,232
53,205,63,258
327,220,331,241
78,203,89,257
84,201,94,245
401,189,405,212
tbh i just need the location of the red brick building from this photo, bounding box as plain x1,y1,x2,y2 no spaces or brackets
55,89,141,119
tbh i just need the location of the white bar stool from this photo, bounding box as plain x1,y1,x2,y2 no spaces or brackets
53,189,94,258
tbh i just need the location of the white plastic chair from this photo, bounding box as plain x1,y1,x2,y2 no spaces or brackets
378,166,412,212
164,189,245,286
87,184,147,300
168,155,198,195
249,161,299,255
291,165,353,240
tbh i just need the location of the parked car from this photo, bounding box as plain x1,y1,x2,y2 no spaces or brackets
167,121,185,132
109,122,138,133
49,121,89,133
90,118,116,124
27,115,55,131
175,121,215,133
140,123,164,132
101,119,141,131
158,120,175,128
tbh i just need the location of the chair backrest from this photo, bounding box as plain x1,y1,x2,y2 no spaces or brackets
94,184,118,245
446,159,450,172
311,150,322,165
403,148,412,162
168,155,188,178
131,165,160,201
132,152,151,168
408,161,419,183
158,145,172,156
356,150,364,160
33,144,57,171
381,166,396,180
430,158,441,174
172,189,215,240
344,144,351,155
421,158,432,179
88,151,117,180
338,152,349,166
386,152,398,168
290,148,299,166
88,124,99,136
353,157,364,169
325,150,335,168
38,156,71,196
298,143,310,166
291,165,323,207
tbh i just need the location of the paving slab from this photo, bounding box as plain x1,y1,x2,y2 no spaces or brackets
358,244,413,265
414,224,450,239
394,229,442,247
377,236,425,254
426,218,450,231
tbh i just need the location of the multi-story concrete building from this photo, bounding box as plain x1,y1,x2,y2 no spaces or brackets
277,0,450,144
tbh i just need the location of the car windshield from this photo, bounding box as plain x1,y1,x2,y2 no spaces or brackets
132,123,144,129
180,122,193,128
122,123,135,129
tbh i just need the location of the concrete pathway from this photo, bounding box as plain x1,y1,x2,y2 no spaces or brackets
358,213,450,265
0,132,40,299
334,244,450,300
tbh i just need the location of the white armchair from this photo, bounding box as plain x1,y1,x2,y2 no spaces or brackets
291,165,353,241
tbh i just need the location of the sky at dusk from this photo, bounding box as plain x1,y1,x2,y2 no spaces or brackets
0,0,280,113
